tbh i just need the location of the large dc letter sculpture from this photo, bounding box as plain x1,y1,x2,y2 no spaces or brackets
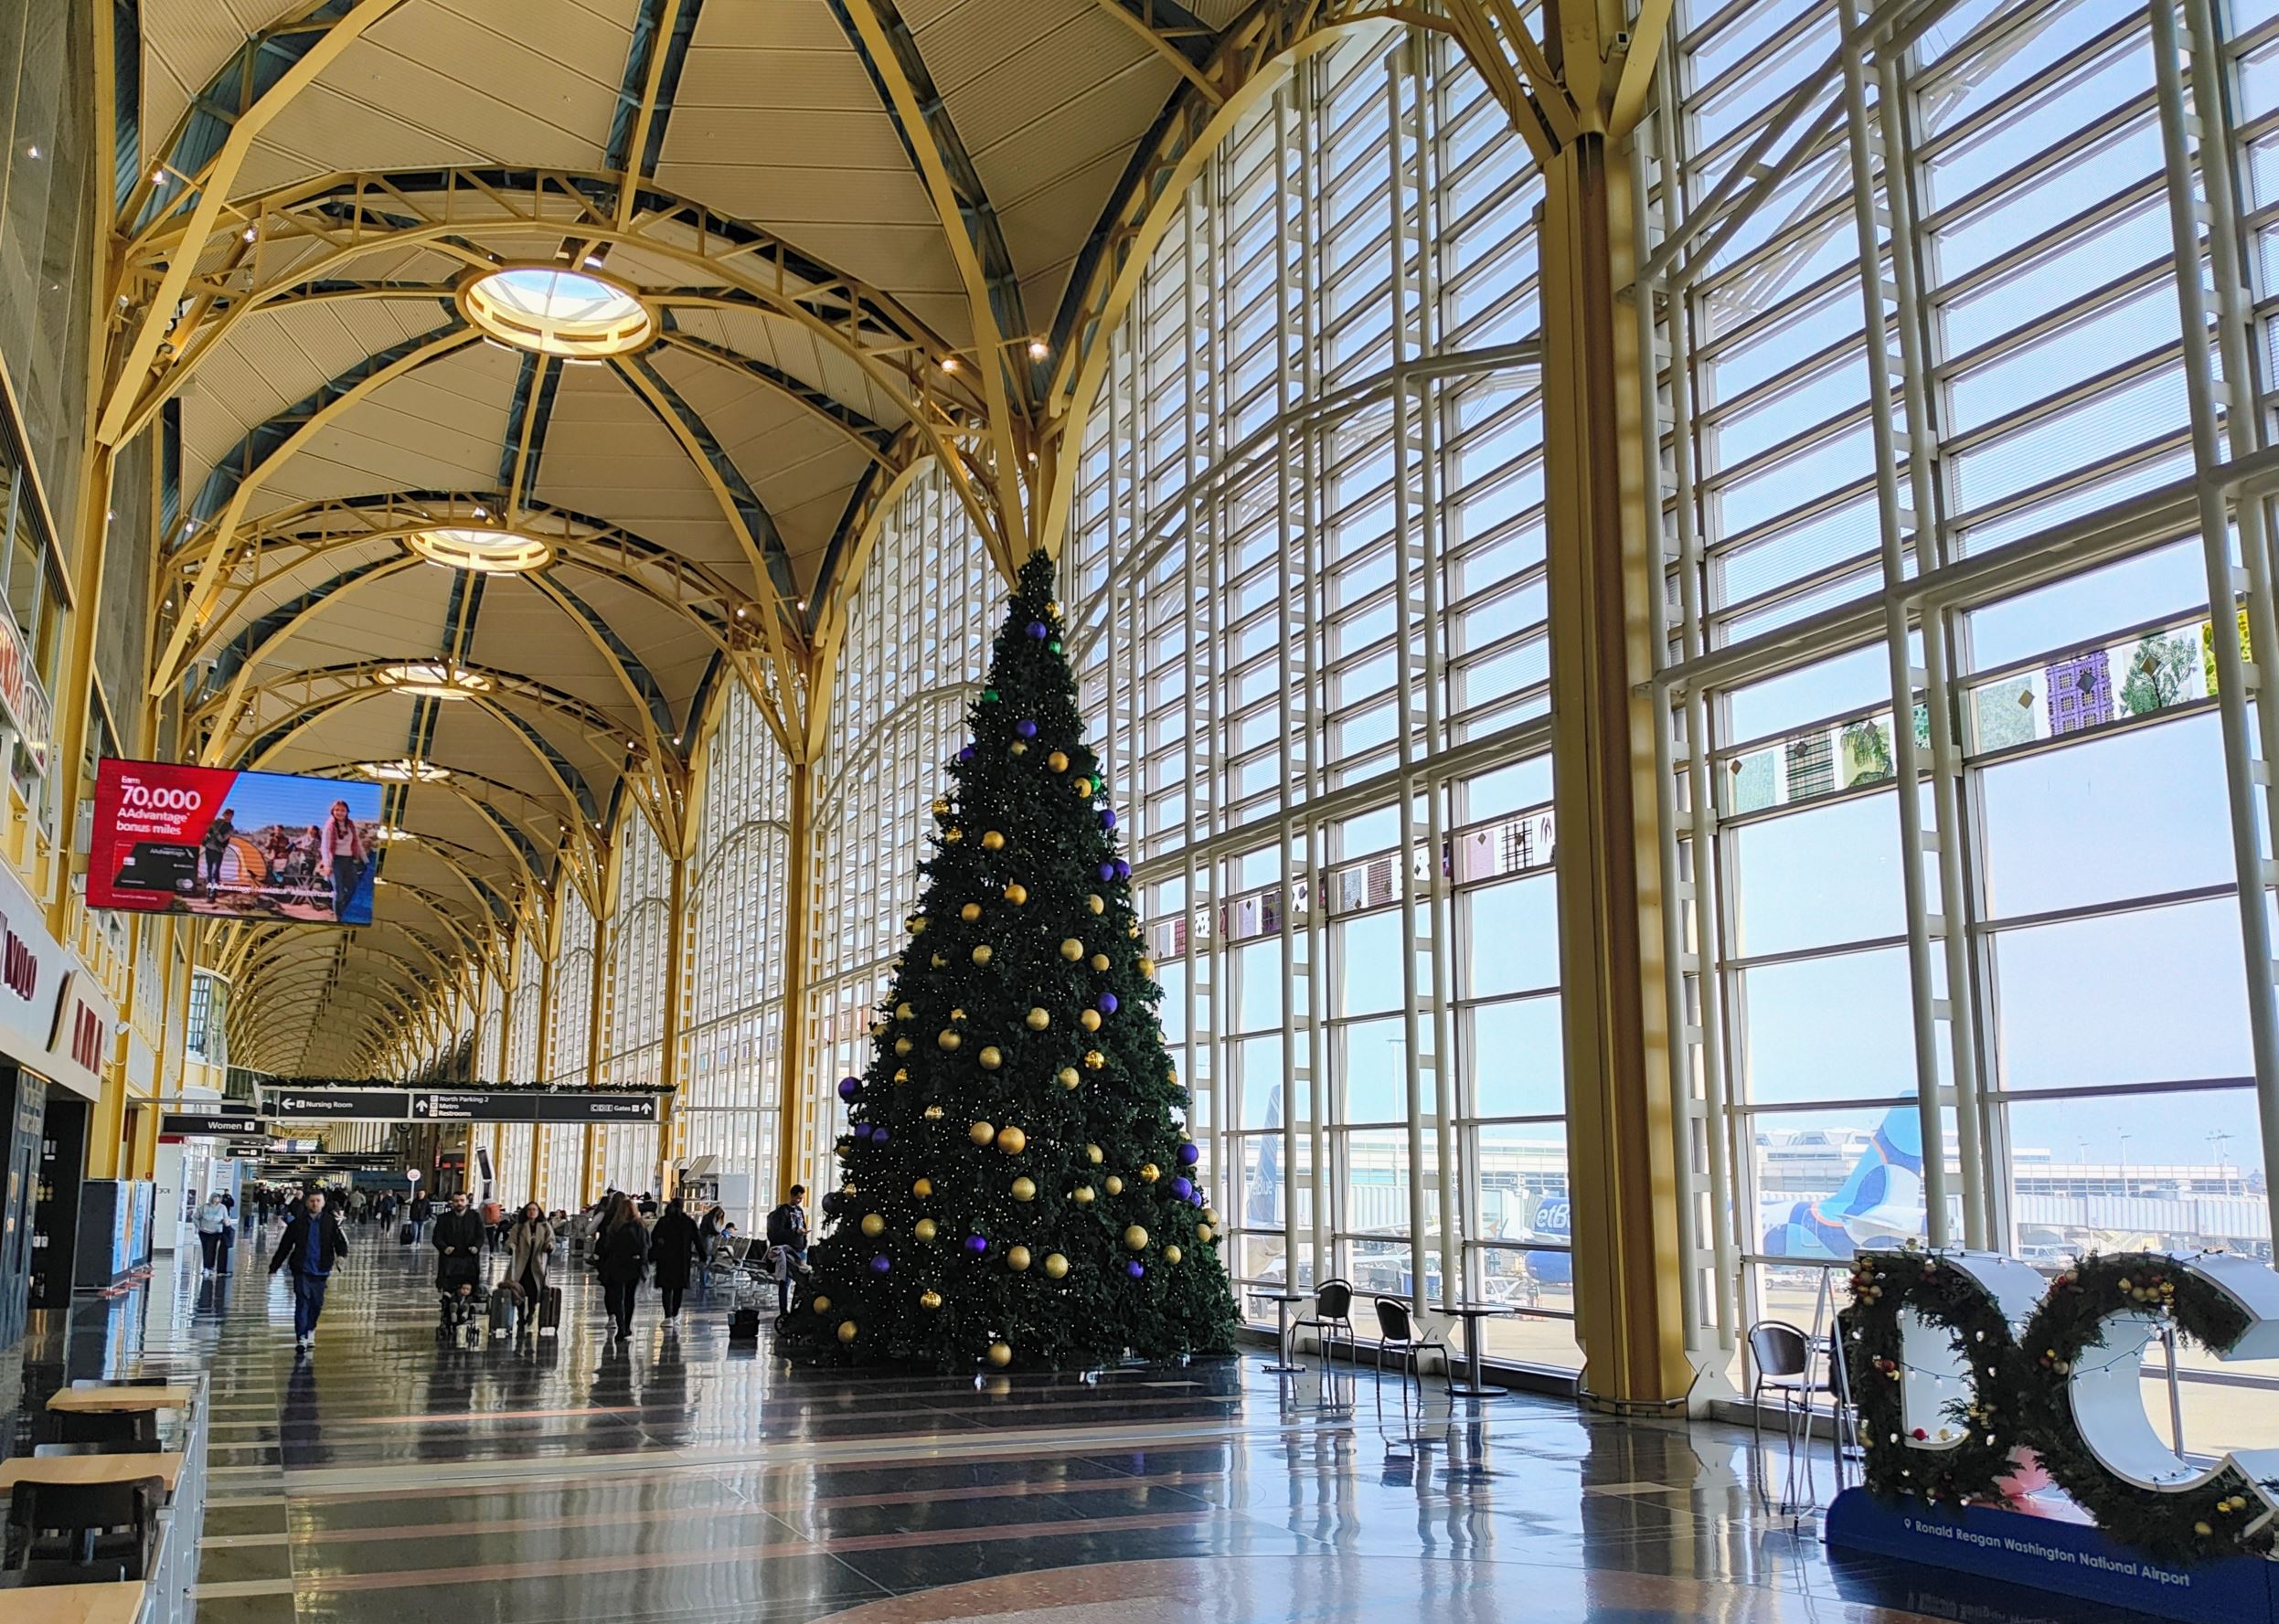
1851,1247,2279,1564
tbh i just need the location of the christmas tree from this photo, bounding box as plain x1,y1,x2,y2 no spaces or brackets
781,552,1239,1371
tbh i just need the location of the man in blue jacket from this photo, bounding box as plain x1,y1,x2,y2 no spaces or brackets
269,1189,349,1350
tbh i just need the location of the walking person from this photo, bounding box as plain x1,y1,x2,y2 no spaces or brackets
268,1190,349,1350
195,1192,231,1274
505,1203,555,1337
593,1193,647,1343
695,1205,726,1304
648,1197,700,1325
764,1185,809,1316
319,798,367,921
431,1190,485,1319
480,1195,506,1253
409,1190,431,1243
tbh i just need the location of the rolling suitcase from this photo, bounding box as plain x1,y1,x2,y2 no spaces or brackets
487,1290,515,1338
399,1222,415,1246
537,1285,562,1336
729,1306,761,1342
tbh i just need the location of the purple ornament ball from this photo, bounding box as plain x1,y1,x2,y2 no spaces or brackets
1171,1176,1193,1201
1097,992,1118,1014
958,746,975,762
853,1122,872,1142
837,1076,860,1101
1098,862,1117,883
964,1234,989,1256
1113,859,1131,880
1177,1141,1200,1166
1017,718,1038,738
1100,809,1118,830
870,1254,891,1273
871,1126,890,1147
1125,1260,1145,1279
1027,621,1048,640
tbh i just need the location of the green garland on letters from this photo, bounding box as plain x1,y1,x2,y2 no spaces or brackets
2015,1252,2271,1566
1847,1247,2022,1508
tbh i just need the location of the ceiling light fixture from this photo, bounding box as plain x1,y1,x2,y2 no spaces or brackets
406,525,553,575
458,264,655,358
1028,339,1049,360
940,356,960,373
355,759,451,783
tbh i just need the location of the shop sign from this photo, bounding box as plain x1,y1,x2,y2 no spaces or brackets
0,608,52,777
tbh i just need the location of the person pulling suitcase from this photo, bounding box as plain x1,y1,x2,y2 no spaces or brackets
505,1203,556,1341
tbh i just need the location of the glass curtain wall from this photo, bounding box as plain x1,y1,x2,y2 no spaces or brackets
1060,25,1576,1367
803,464,997,1189
1640,0,2279,1437
538,887,596,1212
685,682,793,1212
599,811,670,1194
498,933,545,1200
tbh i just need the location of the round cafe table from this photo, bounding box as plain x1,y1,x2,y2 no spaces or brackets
1249,1290,1310,1375
1439,1301,1517,1398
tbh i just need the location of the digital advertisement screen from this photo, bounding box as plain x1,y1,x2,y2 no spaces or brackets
88,759,383,926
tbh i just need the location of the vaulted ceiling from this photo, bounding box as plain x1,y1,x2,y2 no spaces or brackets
107,0,1266,1075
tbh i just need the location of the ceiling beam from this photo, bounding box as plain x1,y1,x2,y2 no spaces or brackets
1093,0,1226,103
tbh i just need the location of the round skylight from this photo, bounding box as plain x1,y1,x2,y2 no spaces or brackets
458,265,654,358
374,662,491,700
355,759,451,783
407,525,554,574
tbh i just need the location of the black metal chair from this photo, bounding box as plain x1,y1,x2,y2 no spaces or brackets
2,1476,165,1581
1290,1279,1357,1371
38,1410,158,1450
1747,1319,1837,1509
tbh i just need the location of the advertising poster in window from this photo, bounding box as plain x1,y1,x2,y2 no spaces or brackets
88,759,383,926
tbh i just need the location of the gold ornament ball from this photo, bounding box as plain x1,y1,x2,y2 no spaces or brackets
1080,1010,1102,1032
997,1125,1028,1154
1071,1184,1095,1205
814,1295,832,1313
1202,1206,1219,1226
1127,924,1140,939
1085,1143,1103,1164
836,1320,859,1344
892,1067,909,1084
1004,882,1028,906
1197,1223,1214,1243
931,953,946,969
909,916,927,935
969,1120,996,1146
1124,1226,1149,1252
981,830,1006,851
1075,778,1094,797
943,827,963,844
1089,953,1110,971
1044,1252,1070,1279
986,1342,1012,1368
1027,1007,1051,1030
978,1046,1003,1070
1060,938,1084,961
952,1007,967,1022
914,1218,938,1242
932,797,951,816
1165,1245,1183,1265
1139,1162,1160,1184
859,1213,885,1237
895,1001,914,1020
1010,1176,1037,1203
895,1037,914,1057
1059,1067,1081,1089
960,902,982,923
1138,957,1156,977
1086,894,1105,915
869,1020,887,1038
924,1104,945,1120
1049,750,1070,773
919,1290,942,1311
937,1029,962,1051
913,1177,933,1198
1010,740,1028,756
972,945,994,966
1083,1049,1106,1070
1007,1245,1032,1271
1104,1174,1124,1195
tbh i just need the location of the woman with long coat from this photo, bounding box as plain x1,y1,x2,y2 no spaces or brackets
647,1198,701,1324
592,1193,647,1343
505,1203,556,1335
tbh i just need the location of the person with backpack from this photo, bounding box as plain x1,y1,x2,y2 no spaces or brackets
764,1185,809,1315
593,1193,648,1343
268,1190,349,1350
647,1198,701,1325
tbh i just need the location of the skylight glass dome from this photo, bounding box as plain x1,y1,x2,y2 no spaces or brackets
406,525,555,574
458,265,654,357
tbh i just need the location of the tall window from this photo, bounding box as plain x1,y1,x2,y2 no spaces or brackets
804,462,996,1190
686,683,793,1216
599,810,671,1194
1062,25,1573,1366
538,886,596,1212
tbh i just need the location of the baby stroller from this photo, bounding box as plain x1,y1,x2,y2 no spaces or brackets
436,1250,485,1343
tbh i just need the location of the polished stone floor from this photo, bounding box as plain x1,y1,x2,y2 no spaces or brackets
38,1223,2176,1624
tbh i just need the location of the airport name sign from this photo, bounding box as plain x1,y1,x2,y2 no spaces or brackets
1834,1244,2279,1605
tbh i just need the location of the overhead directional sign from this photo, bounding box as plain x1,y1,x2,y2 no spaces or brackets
268,1088,410,1120
530,1092,658,1124
261,1088,665,1123
161,1110,265,1137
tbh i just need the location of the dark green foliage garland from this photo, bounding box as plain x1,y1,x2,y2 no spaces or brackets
1848,1247,2023,1508
2014,1252,2273,1566
778,553,1240,1372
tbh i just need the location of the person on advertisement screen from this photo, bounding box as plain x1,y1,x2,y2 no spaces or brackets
201,805,236,897
319,799,367,921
